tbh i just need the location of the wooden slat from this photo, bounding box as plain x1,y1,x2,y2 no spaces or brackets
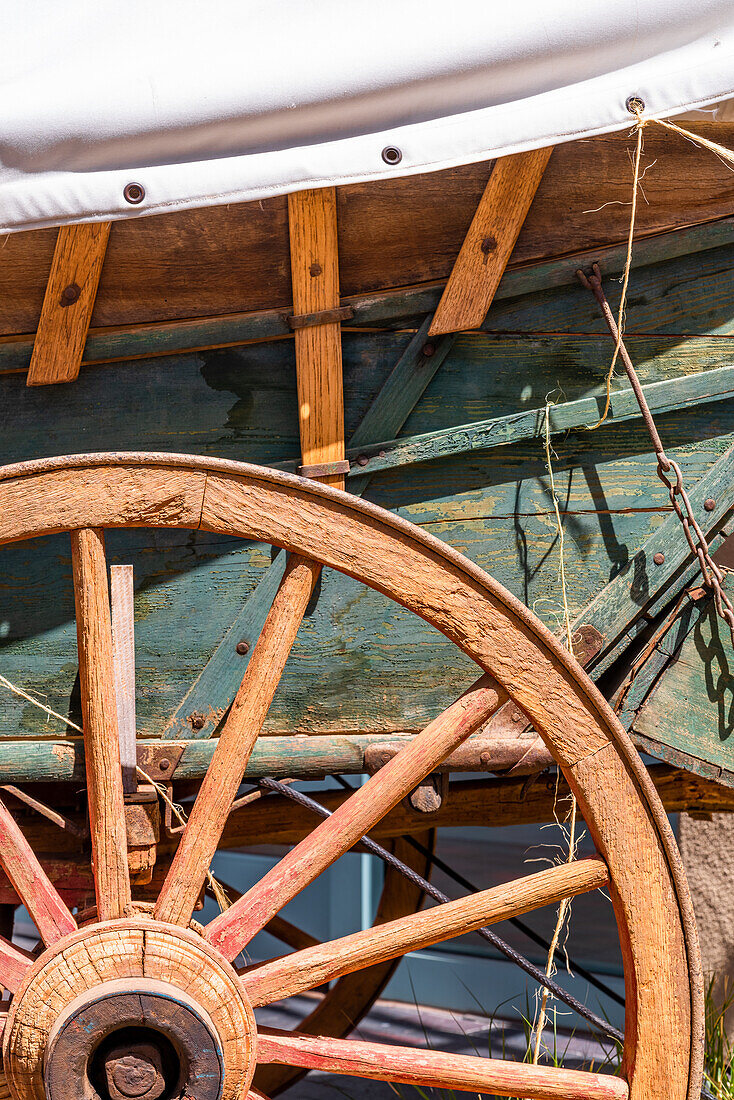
429,147,553,335
71,527,131,920
205,676,505,960
257,1030,629,1099
245,858,608,1006
0,797,76,945
289,187,345,489
337,362,734,481
153,555,320,926
110,565,137,794
26,223,110,386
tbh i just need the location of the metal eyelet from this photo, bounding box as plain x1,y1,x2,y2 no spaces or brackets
123,182,145,205
381,146,402,166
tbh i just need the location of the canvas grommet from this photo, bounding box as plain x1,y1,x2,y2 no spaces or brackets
381,146,402,165
626,95,645,114
123,182,146,205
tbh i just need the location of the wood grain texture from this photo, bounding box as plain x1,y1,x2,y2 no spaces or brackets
429,148,553,335
70,527,131,919
110,564,137,794
244,857,608,1007
0,797,75,945
257,1030,629,1099
2,124,734,335
2,921,257,1100
289,187,345,488
154,554,320,926
205,675,504,960
0,455,700,1099
26,223,110,385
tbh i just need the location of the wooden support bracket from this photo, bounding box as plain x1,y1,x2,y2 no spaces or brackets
429,147,553,336
288,187,346,489
27,222,111,386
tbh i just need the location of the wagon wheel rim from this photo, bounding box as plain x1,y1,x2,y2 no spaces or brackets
0,452,702,1100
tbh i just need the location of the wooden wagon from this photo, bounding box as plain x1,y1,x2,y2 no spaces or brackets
1,5,734,1099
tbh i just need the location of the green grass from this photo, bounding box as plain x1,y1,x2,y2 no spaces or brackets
704,976,734,1100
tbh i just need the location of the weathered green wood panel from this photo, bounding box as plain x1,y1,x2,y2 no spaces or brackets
633,598,734,783
1,229,734,778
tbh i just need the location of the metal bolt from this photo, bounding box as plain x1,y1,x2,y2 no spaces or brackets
356,454,369,467
309,262,322,277
59,282,81,306
158,758,170,773
190,713,205,730
422,342,436,358
235,640,249,655
653,552,665,565
381,145,402,165
123,182,145,205
104,1042,165,1100
480,235,497,256
704,498,717,512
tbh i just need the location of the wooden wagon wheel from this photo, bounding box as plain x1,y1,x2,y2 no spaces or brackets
0,453,702,1100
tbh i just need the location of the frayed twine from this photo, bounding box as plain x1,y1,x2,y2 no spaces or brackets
591,101,734,431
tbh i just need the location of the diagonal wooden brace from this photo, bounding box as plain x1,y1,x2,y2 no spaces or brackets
429,147,553,336
27,222,111,386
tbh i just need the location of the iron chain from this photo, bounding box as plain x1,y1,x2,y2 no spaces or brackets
579,263,734,647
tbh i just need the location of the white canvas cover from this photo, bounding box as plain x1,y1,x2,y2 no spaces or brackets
2,0,734,231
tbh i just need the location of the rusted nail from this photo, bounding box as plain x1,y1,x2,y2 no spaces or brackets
158,758,170,773
190,713,206,730
356,454,369,467
236,640,249,655
481,235,497,256
422,342,436,358
309,261,322,277
379,450,386,458
704,498,717,512
59,282,80,307
381,145,402,165
653,552,665,565
123,182,145,204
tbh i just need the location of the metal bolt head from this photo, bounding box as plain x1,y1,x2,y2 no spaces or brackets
653,552,665,565
104,1043,165,1100
309,261,322,278
480,235,497,256
158,758,170,772
422,342,436,358
123,182,145,205
190,713,206,730
59,282,81,306
235,640,249,655
704,498,717,512
356,454,369,467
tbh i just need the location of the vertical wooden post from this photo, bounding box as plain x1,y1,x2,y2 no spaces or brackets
288,188,346,487
111,565,137,795
71,528,131,920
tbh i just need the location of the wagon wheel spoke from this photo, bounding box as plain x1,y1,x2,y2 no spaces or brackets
154,554,320,926
207,879,320,954
205,675,505,960
71,527,131,921
256,1030,629,1099
243,857,608,1007
0,797,75,945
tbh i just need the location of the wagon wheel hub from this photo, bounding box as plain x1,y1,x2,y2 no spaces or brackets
2,921,257,1100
